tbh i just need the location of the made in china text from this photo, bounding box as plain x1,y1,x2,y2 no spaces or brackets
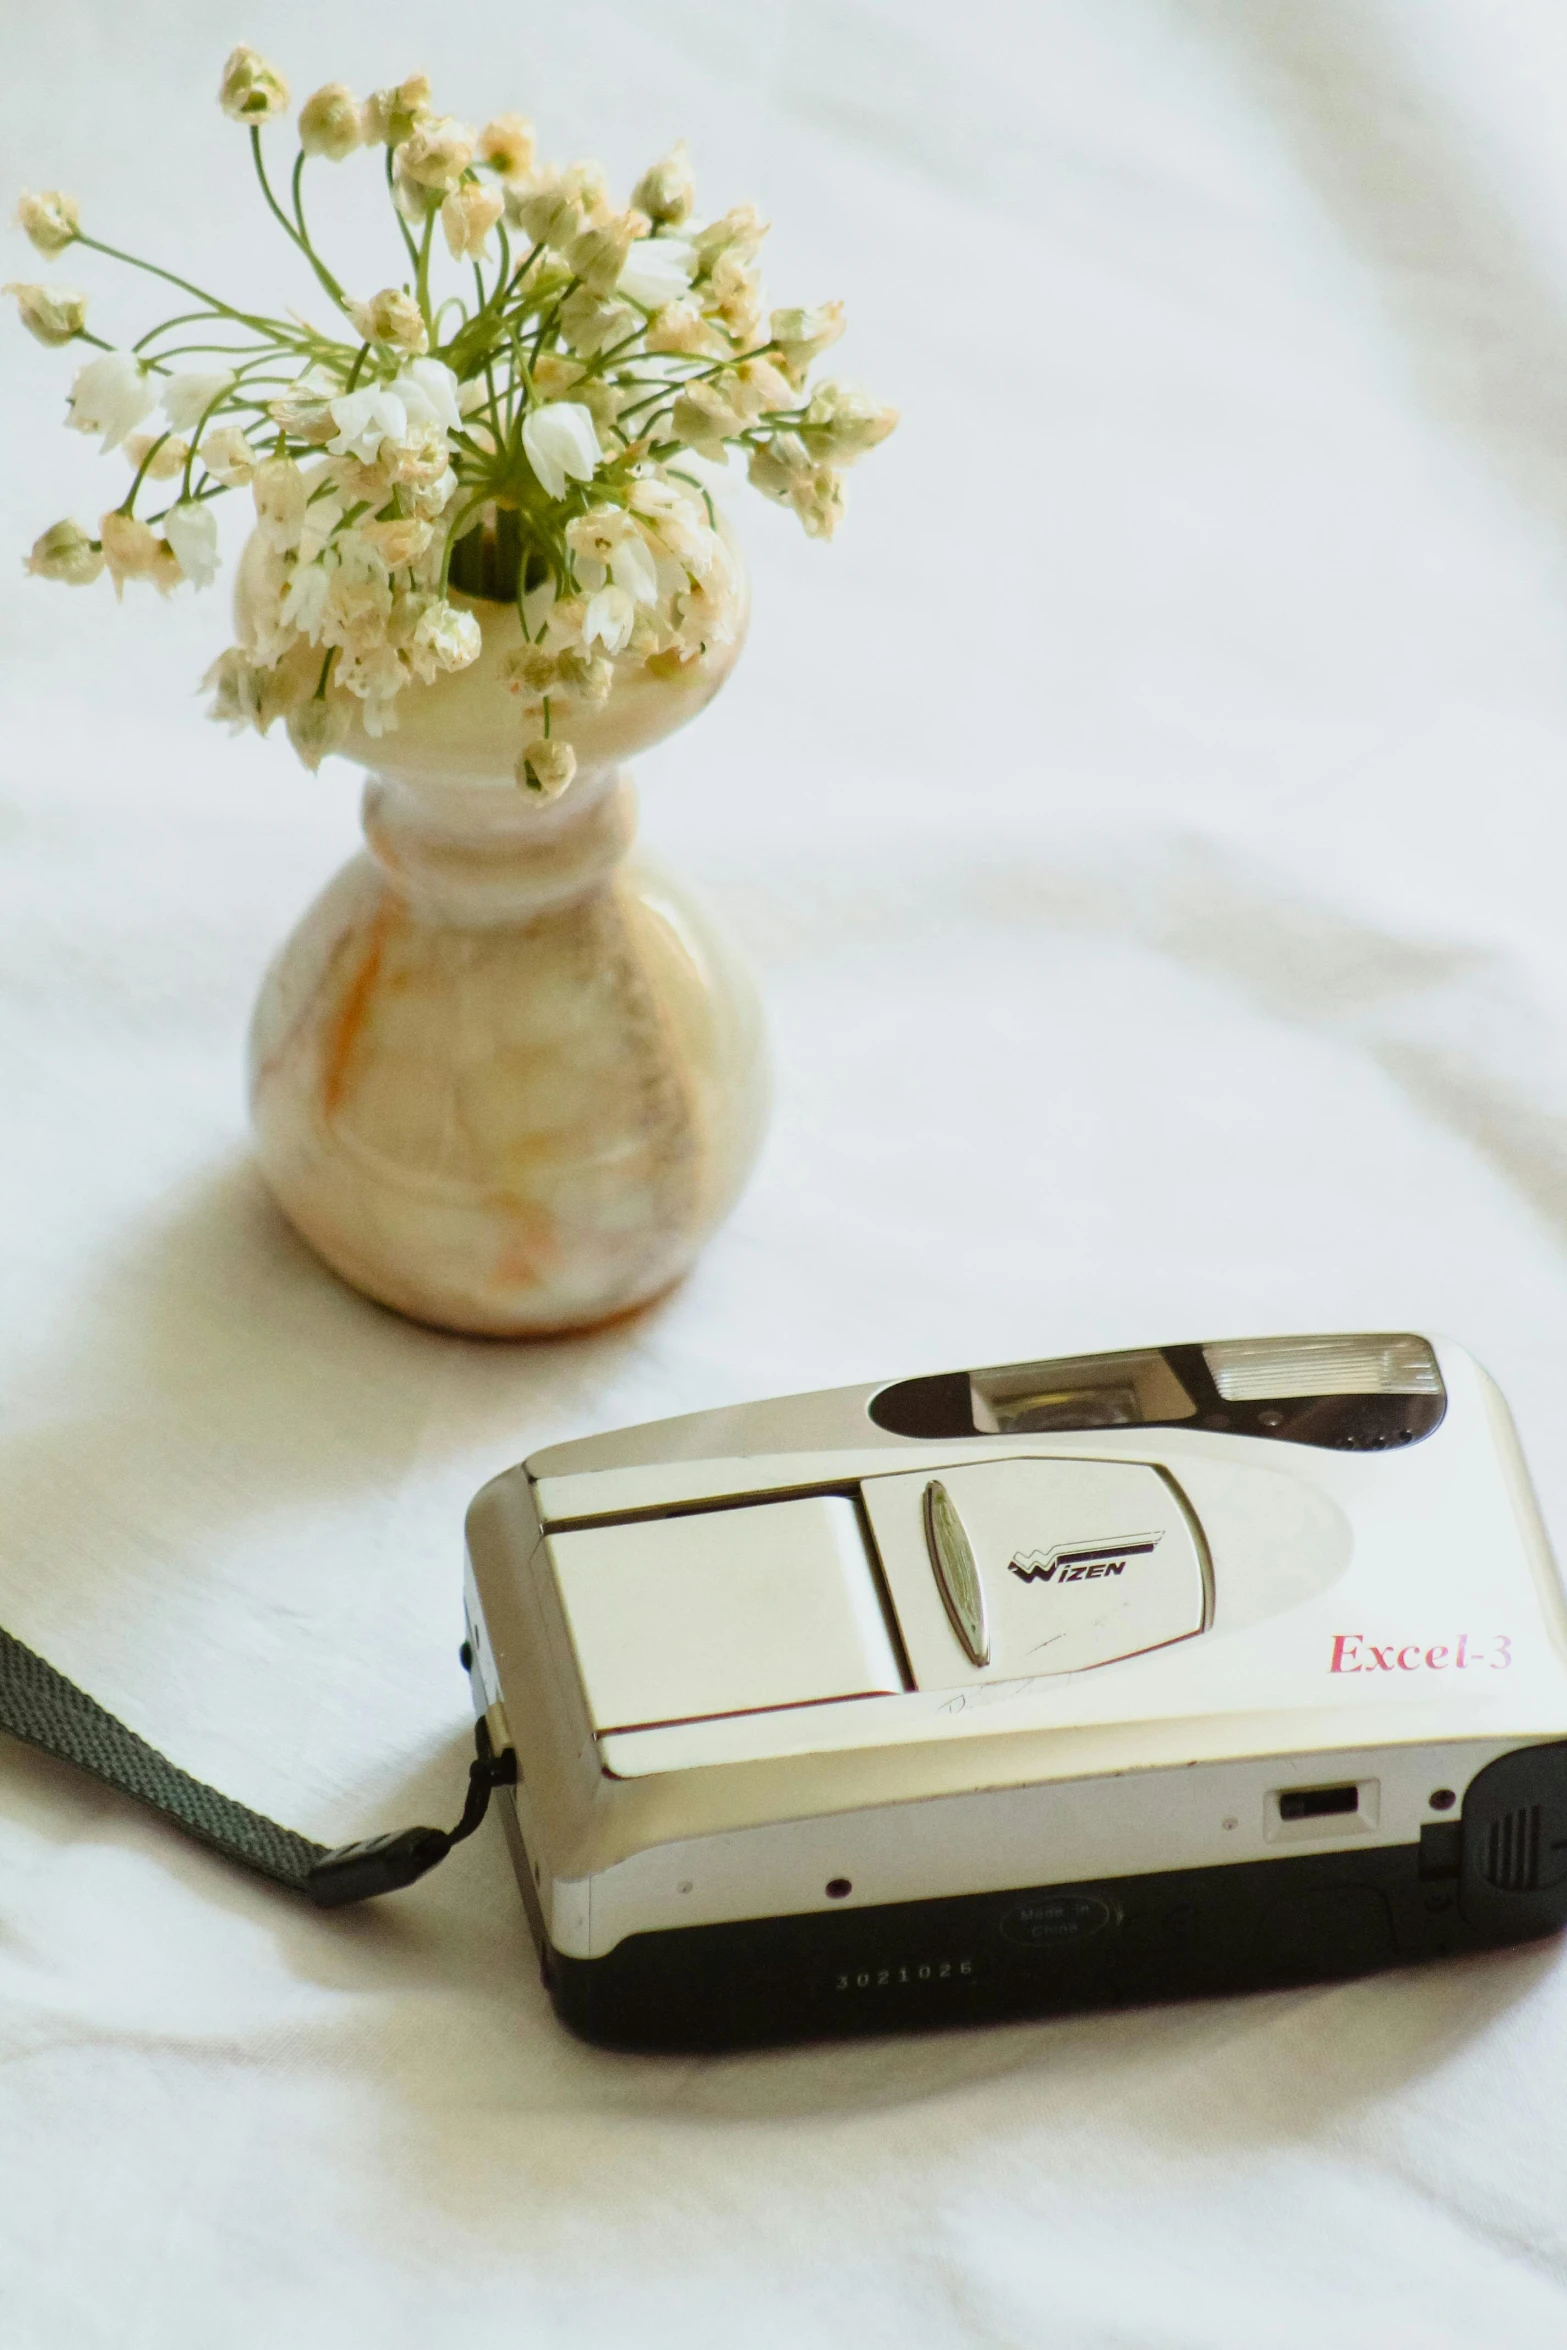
1330,1633,1512,1674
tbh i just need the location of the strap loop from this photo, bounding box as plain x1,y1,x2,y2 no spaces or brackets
0,1621,511,1908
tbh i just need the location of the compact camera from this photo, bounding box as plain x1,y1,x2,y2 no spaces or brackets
462,1332,1567,2048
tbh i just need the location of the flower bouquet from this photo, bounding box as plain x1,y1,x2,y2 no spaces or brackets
6,49,896,1336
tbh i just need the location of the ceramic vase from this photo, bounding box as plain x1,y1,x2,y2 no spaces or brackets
242,539,769,1337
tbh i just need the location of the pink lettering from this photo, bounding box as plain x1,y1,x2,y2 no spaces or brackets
1330,1634,1363,1673
1367,1645,1396,1672
1397,1646,1421,1671
1425,1644,1449,1670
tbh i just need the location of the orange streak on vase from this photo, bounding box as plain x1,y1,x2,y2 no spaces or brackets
321,901,398,1121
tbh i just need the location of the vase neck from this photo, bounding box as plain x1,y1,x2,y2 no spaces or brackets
360,765,635,925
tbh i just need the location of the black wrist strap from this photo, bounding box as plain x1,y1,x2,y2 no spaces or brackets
0,1623,514,1908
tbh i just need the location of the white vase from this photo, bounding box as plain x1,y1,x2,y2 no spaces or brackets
242,539,769,1337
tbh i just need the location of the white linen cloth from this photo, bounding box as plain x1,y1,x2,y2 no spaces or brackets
6,1,1567,2339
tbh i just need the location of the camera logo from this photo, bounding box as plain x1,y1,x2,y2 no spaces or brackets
1009,1533,1162,1586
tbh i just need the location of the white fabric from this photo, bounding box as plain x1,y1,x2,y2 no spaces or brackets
5,2,1567,2339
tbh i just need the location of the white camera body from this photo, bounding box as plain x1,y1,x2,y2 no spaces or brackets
463,1333,1567,2047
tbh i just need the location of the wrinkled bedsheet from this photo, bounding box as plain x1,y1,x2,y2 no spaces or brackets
6,3,1567,2342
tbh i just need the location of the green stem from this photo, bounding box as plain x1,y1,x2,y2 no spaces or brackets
250,128,351,317
77,234,300,343
118,430,176,515
415,204,437,331
387,147,422,272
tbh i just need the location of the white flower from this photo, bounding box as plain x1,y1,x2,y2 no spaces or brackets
218,46,290,125
203,646,266,730
730,356,795,421
522,400,601,500
25,518,103,585
68,352,155,450
252,455,307,550
281,556,333,638
199,424,257,485
413,599,481,672
442,181,504,260
632,144,695,227
645,300,723,357
670,379,743,459
618,237,694,310
695,204,768,269
517,737,577,798
800,379,898,464
124,430,190,480
581,583,635,653
361,74,432,148
611,532,659,604
162,369,236,431
567,218,634,298
478,115,535,182
299,84,362,162
163,500,219,587
702,247,762,339
99,510,180,596
337,640,406,735
770,301,844,366
286,696,350,771
268,365,340,441
558,287,637,358
566,511,661,606
395,116,475,193
345,289,428,355
395,358,462,432
326,386,409,463
16,190,79,256
4,280,87,346
359,515,434,568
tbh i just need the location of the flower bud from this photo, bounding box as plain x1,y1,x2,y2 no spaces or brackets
567,218,634,297
124,431,190,481
99,510,181,596
252,456,307,551
517,737,577,798
25,518,103,585
163,369,236,430
799,379,898,464
286,695,350,772
632,143,695,226
359,515,434,568
695,204,767,271
199,425,257,485
203,646,265,730
299,83,362,162
361,74,432,148
68,351,155,449
4,279,87,346
15,190,79,256
441,180,503,262
769,300,844,385
502,644,560,697
521,401,602,499
413,600,481,673
218,46,290,125
163,500,219,588
671,379,744,458
478,115,536,182
345,287,429,355
396,116,475,192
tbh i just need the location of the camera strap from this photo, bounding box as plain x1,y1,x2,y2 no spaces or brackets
0,1621,515,1908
